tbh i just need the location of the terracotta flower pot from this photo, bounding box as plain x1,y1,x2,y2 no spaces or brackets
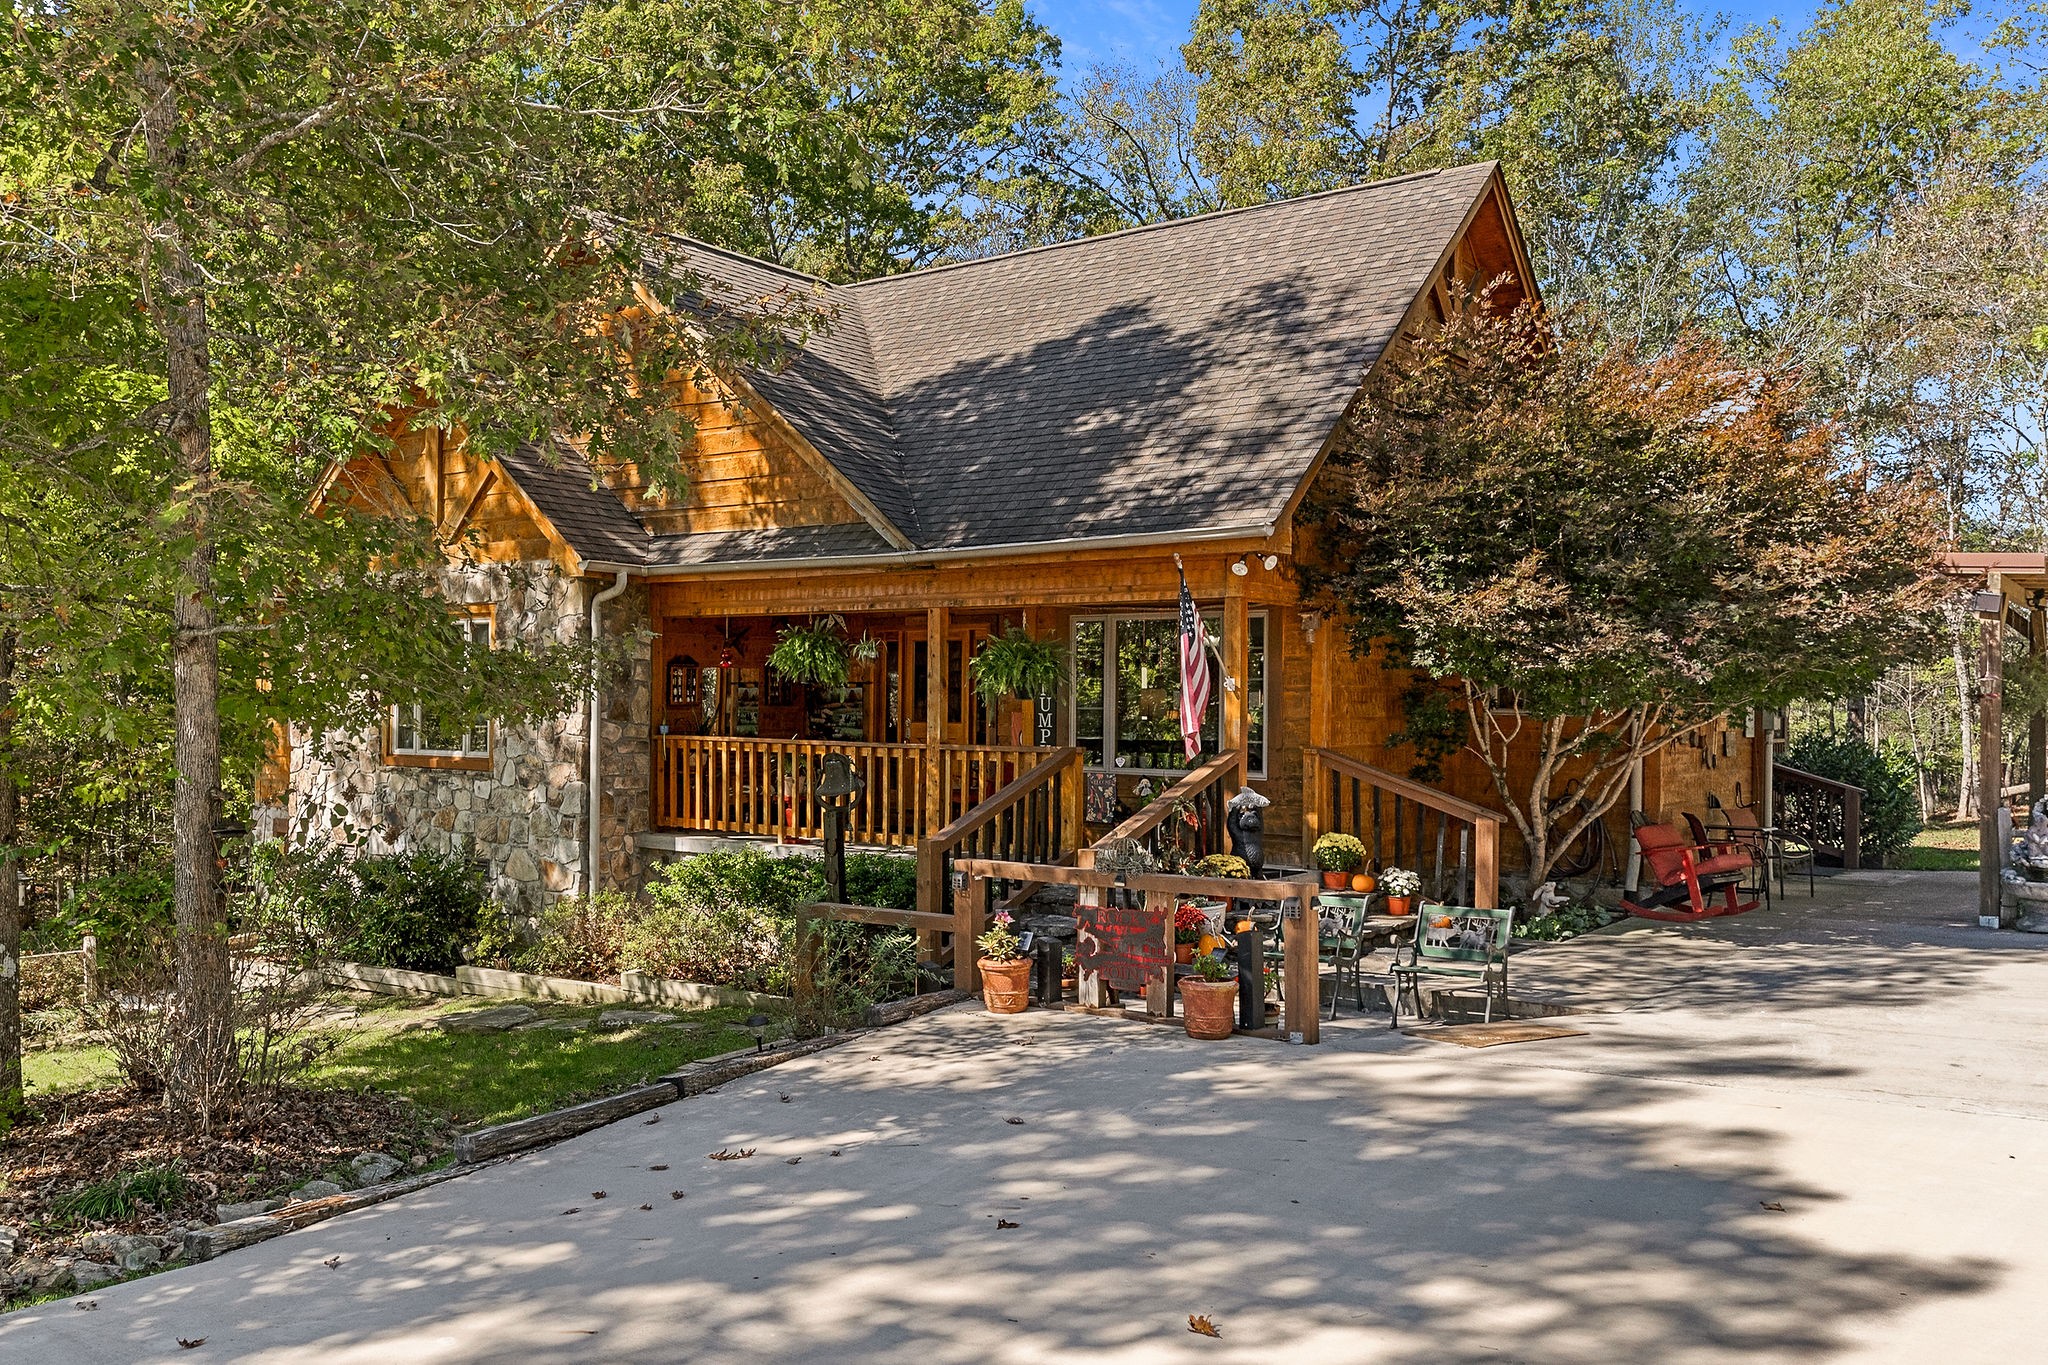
1321,870,1351,890
1176,943,1195,964
1180,978,1240,1040
1385,895,1414,916
979,957,1032,1014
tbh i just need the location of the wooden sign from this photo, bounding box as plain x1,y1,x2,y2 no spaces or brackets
1075,897,1170,993
1034,689,1057,747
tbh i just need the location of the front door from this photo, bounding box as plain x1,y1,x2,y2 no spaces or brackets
906,625,993,745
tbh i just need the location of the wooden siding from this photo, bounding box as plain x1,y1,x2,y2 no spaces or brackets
593,375,867,535
321,418,568,568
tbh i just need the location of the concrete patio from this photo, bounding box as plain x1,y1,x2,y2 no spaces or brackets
6,869,2046,1363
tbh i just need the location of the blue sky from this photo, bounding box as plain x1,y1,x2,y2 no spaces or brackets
1030,0,1816,73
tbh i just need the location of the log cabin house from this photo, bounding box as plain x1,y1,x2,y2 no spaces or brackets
283,160,1762,925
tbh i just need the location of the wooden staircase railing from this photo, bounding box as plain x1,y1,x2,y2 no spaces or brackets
1774,764,1863,869
1080,751,1241,870
918,747,1088,981
1303,748,1503,909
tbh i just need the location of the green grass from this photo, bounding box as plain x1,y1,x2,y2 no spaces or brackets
310,998,761,1128
50,1164,189,1225
1894,821,1981,871
19,994,765,1132
22,1042,122,1098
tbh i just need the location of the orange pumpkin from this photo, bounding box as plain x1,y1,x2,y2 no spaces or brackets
1350,873,1376,893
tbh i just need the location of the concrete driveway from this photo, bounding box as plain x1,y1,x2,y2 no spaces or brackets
7,870,2047,1363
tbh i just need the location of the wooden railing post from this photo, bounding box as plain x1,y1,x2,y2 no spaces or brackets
1472,819,1499,909
1280,879,1318,1045
1301,747,1322,867
925,606,949,836
1842,785,1862,872
954,868,987,993
1063,749,1086,856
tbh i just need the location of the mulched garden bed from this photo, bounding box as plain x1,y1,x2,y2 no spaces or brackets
1,1083,449,1306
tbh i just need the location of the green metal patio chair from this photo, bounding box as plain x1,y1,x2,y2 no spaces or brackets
1314,894,1375,1020
1388,906,1513,1029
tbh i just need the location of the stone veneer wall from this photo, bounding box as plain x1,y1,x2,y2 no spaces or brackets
284,562,652,921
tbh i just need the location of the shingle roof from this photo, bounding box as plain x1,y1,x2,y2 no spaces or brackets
500,163,1504,568
495,440,651,564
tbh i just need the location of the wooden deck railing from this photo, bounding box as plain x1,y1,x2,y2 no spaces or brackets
919,747,1086,943
1303,748,1503,909
1080,751,1241,870
1774,764,1863,870
651,736,1050,848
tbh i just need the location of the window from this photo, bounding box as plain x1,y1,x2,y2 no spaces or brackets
389,614,493,763
1070,613,1268,777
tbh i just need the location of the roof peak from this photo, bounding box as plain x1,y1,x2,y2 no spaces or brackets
840,163,1488,292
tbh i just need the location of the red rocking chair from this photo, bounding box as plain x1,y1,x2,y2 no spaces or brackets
1621,821,1762,922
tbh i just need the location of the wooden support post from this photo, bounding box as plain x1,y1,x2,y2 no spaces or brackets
1472,820,1499,910
1062,749,1086,857
2031,597,2046,805
1222,574,1250,776
1279,883,1318,1044
1143,889,1175,1017
1980,604,2006,925
954,869,988,993
1301,747,1322,869
925,605,949,836
1303,615,1332,864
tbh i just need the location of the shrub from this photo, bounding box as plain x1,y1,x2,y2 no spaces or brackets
843,852,917,911
252,844,488,974
521,893,636,980
38,863,174,959
1781,732,1922,863
52,1164,190,1226
788,923,919,1037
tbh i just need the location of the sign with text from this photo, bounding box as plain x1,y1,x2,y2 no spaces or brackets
1034,689,1057,747
1076,898,1170,993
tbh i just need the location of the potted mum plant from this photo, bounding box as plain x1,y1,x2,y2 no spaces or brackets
1173,902,1207,964
1381,866,1422,915
975,910,1033,1014
1312,832,1367,891
1179,950,1240,1040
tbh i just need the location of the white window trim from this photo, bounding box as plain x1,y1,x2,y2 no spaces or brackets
1069,610,1268,779
389,615,494,760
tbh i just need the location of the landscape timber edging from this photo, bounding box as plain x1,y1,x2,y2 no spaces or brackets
179,988,976,1268
321,960,792,1011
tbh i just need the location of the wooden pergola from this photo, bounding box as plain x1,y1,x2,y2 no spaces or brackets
1946,553,2048,924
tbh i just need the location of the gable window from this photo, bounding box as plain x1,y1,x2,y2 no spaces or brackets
388,614,493,766
1070,613,1267,778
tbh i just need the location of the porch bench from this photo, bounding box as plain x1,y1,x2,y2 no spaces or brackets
1387,906,1513,1028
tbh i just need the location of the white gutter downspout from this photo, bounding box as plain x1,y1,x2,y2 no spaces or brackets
1624,754,1645,894
586,569,631,901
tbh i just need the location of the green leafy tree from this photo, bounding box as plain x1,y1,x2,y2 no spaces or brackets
1299,300,1945,887
0,0,801,1120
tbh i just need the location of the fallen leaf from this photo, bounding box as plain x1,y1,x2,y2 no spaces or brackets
179,1340,207,1350
829,1149,841,1157
649,1164,669,1171
779,1094,791,1103
591,1191,607,1200
1188,1314,1221,1338
642,1115,661,1125
1004,1117,1024,1125
1759,1201,1787,1212
669,1191,686,1200
708,1148,755,1161
76,1301,97,1312
785,1157,801,1165
323,1256,342,1269
996,1219,1019,1229
561,1208,580,1215
638,1204,653,1211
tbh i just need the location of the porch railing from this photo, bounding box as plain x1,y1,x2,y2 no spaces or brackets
650,735,1050,848
1775,764,1863,870
1080,751,1240,870
919,746,1087,945
1303,748,1502,909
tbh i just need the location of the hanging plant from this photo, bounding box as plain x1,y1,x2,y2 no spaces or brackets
969,628,1066,703
768,615,856,688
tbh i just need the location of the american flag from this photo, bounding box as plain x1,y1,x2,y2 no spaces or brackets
1177,563,1210,761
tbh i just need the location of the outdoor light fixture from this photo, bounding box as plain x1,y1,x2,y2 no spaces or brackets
1231,552,1280,575
1261,554,1278,571
745,1013,770,1053
1230,556,1250,576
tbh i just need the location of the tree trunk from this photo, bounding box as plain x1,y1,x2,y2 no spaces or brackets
140,58,234,1119
0,630,20,1122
